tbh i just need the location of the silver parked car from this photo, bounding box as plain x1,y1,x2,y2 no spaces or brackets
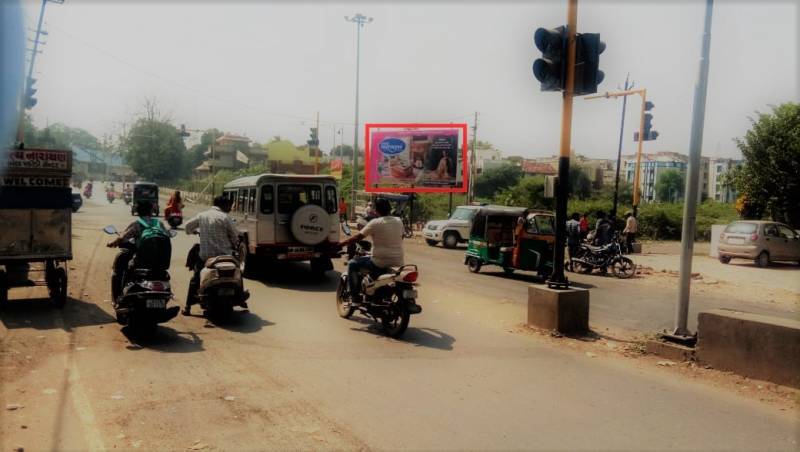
718,220,800,267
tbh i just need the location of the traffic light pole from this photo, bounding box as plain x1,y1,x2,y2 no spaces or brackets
548,0,578,290
611,75,631,219
585,87,648,216
15,0,49,144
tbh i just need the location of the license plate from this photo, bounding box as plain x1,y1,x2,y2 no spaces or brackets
728,237,745,245
218,288,235,297
146,299,166,309
288,252,313,260
288,247,313,259
402,289,418,299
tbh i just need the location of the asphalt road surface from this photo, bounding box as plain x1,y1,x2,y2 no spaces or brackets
1,196,797,451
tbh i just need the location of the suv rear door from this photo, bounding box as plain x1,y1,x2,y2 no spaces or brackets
275,184,323,244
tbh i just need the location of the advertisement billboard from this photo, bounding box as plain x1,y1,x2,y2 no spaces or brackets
364,123,468,193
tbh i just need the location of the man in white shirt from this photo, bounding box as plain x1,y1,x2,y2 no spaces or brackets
338,198,404,304
622,211,638,254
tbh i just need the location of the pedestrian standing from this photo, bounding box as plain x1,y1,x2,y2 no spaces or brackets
623,211,638,254
579,213,589,241
338,196,348,223
566,212,581,271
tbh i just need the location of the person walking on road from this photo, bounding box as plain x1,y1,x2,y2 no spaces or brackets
566,212,581,271
182,195,243,316
623,211,638,254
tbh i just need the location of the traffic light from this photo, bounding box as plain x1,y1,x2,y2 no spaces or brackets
24,77,38,109
179,124,190,137
574,33,606,96
307,127,319,147
634,102,659,141
532,26,566,91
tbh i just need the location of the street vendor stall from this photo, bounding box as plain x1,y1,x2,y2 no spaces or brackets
0,147,73,308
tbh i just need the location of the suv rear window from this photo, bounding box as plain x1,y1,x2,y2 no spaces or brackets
277,185,322,214
725,222,757,234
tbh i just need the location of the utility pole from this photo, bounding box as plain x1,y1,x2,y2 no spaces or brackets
671,0,714,342
547,0,578,289
16,0,64,144
468,111,479,203
611,74,632,219
314,111,320,175
345,13,373,220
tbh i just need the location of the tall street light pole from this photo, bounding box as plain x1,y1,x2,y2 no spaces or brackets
611,74,632,219
345,13,372,220
672,0,714,341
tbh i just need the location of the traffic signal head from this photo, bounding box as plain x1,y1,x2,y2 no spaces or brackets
532,26,566,91
645,101,655,111
307,127,319,147
24,77,38,109
574,33,605,96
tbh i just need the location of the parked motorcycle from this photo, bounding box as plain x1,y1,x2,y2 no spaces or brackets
187,242,249,323
336,223,421,338
570,235,635,278
103,225,180,333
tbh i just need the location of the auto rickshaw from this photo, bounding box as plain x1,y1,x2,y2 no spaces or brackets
464,206,556,277
131,181,159,216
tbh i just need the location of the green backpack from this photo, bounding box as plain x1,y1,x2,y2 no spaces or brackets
136,218,171,270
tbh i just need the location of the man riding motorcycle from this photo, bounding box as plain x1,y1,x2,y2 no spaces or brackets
182,195,245,315
338,198,404,305
107,201,169,301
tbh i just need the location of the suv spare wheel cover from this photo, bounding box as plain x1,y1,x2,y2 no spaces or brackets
290,204,331,245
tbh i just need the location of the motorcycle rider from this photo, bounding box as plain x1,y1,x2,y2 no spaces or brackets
182,195,244,315
337,197,404,305
107,201,169,302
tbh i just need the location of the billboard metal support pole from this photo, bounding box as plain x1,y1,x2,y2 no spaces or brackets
611,74,631,219
548,0,578,289
671,0,714,341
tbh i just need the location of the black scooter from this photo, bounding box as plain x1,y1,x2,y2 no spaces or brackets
104,225,180,334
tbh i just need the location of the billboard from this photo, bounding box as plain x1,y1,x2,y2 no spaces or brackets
364,123,468,193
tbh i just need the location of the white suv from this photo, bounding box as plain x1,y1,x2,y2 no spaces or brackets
423,206,479,248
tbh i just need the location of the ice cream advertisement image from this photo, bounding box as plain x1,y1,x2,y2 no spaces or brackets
365,124,467,193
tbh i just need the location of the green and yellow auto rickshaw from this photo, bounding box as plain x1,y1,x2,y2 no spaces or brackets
464,206,556,277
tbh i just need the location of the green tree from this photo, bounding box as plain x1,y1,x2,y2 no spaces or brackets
655,169,684,203
496,175,554,210
730,102,800,227
124,99,187,182
474,164,523,198
569,166,593,200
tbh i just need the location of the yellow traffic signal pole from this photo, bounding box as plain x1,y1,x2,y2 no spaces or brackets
585,87,647,216
548,0,578,289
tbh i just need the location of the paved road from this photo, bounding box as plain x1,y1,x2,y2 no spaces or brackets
1,197,796,450
405,239,798,334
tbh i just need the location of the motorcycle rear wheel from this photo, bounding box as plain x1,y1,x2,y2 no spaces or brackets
612,257,636,279
336,277,354,319
382,308,410,339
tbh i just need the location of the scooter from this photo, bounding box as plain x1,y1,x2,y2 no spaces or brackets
123,191,132,205
107,190,116,203
166,211,183,229
104,225,180,334
336,223,421,338
187,242,249,323
83,187,92,199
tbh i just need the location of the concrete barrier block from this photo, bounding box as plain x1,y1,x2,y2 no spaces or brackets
697,309,800,388
645,340,695,362
527,285,589,335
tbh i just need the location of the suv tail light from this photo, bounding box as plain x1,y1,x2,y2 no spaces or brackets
749,233,758,242
402,271,418,283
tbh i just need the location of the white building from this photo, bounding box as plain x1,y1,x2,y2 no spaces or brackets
475,144,503,174
707,158,742,203
623,151,710,203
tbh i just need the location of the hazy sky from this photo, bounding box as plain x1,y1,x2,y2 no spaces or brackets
25,0,799,160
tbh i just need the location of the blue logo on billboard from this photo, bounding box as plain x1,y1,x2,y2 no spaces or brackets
379,138,406,155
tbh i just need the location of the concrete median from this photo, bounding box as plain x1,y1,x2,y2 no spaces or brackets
697,309,800,388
